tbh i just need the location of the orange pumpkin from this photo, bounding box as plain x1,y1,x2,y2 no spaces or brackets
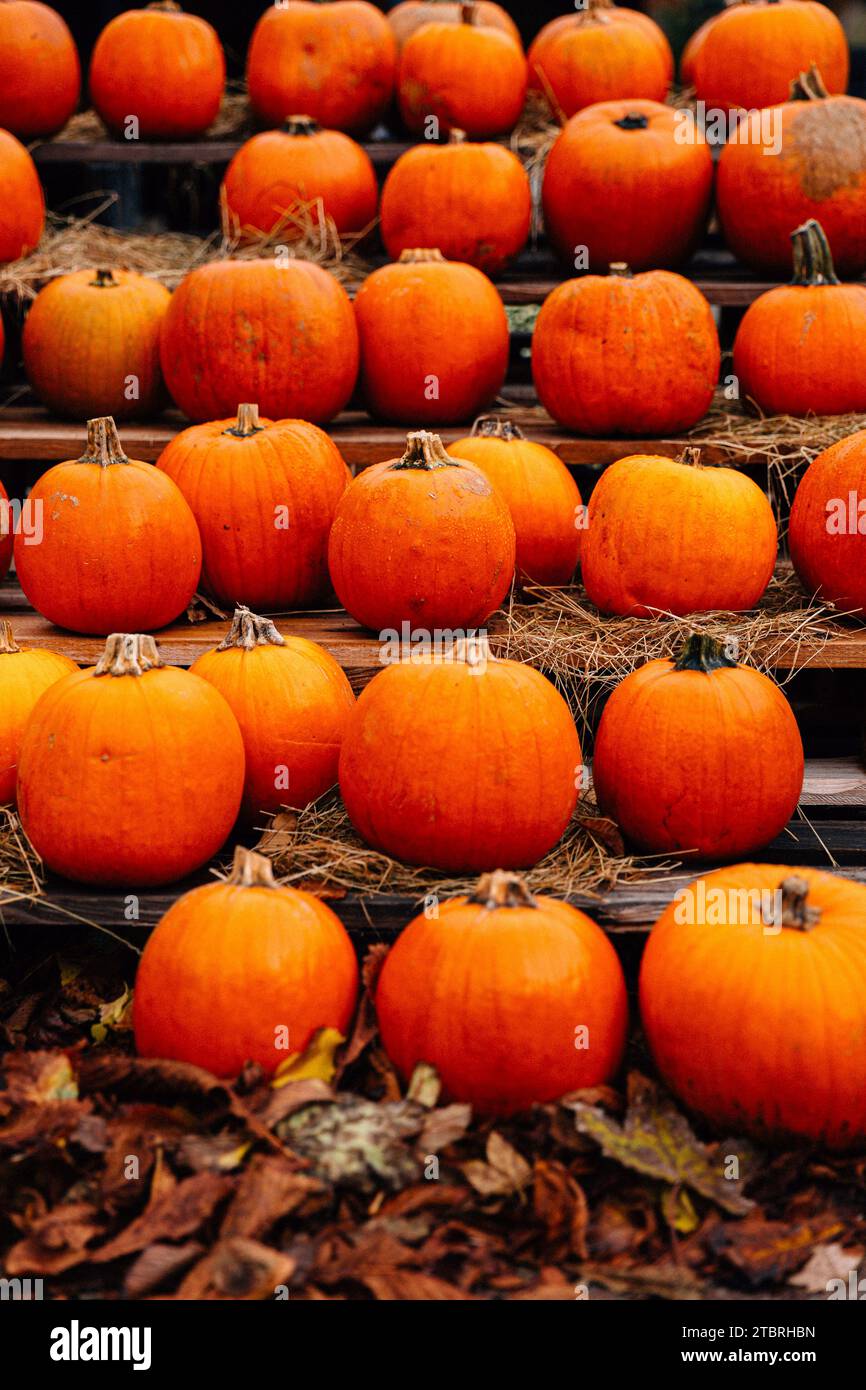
134,846,358,1077
0,476,11,581
0,621,77,805
247,0,397,134
156,403,349,611
640,865,866,1148
377,870,628,1115
18,632,245,886
354,248,509,423
581,448,777,617
593,634,804,859
328,430,515,630
23,268,171,420
529,2,673,118
221,116,378,242
542,99,713,272
398,1,527,138
190,606,356,821
0,0,80,137
380,129,530,276
789,429,866,615
339,636,581,872
532,264,720,435
448,416,582,586
687,0,848,113
14,417,201,635
159,258,359,424
733,219,866,416
0,128,44,263
388,0,520,51
717,70,866,278
89,1,225,139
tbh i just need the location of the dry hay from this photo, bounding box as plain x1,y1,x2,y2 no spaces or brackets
0,808,42,899
255,791,673,905
46,86,254,145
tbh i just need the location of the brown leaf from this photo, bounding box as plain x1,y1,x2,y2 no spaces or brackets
123,1242,205,1297
710,1213,847,1287
533,1160,589,1259
574,811,625,857
418,1103,472,1155
6,1202,103,1275
362,1268,474,1300
462,1131,532,1197
92,1172,234,1263
176,1237,296,1300
1,1050,79,1105
789,1243,865,1295
221,1155,325,1240
259,1078,335,1130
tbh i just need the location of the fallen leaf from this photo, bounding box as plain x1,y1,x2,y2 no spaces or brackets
662,1184,701,1235
406,1062,441,1109
221,1155,325,1239
789,1242,865,1294
177,1237,296,1300
533,1160,589,1258
91,987,133,1045
123,1241,205,1297
92,1171,234,1263
272,1027,345,1088
462,1131,532,1197
574,811,625,857
2,1050,78,1105
6,1202,103,1275
418,1103,472,1155
709,1214,848,1287
278,1094,424,1193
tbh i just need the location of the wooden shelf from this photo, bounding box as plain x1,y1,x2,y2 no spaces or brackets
31,136,410,170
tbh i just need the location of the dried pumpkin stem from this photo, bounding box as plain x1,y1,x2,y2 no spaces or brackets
791,219,839,286
225,403,263,438
789,66,829,101
398,248,446,263
91,268,118,289
228,845,280,889
608,262,632,278
471,870,538,910
678,446,703,468
392,430,455,471
217,605,286,651
0,620,21,655
94,633,165,678
673,633,738,673
460,1,478,23
614,112,650,131
448,128,468,145
762,875,823,932
470,414,525,441
451,632,493,667
79,417,129,467
284,114,321,136
146,0,182,11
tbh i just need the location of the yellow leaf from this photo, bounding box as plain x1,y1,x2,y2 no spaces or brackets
272,1027,345,1088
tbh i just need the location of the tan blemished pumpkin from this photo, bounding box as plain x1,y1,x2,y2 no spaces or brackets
159,258,359,424
0,1,80,137
447,416,582,586
529,2,673,118
190,606,356,821
388,0,521,51
581,447,778,617
156,404,349,611
380,129,531,276
17,632,245,886
788,428,866,615
0,621,77,805
89,1,225,139
354,248,509,423
328,430,515,631
398,1,527,138
532,264,720,435
339,635,581,872
640,865,866,1148
0,128,44,263
542,99,713,272
13,416,202,635
593,634,804,859
377,870,628,1115
22,268,171,420
133,846,359,1077
733,218,866,416
221,115,379,241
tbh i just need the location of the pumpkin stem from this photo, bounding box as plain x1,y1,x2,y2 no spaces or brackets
283,114,321,136
791,219,840,286
460,1,478,24
470,414,525,441
217,605,287,651
79,417,129,468
678,446,703,469
614,112,650,131
762,875,823,932
146,0,182,10
609,262,633,278
470,870,538,910
673,633,738,673
225,403,263,438
448,127,467,144
227,845,280,889
398,248,446,263
0,620,21,655
91,268,118,289
94,633,165,678
789,66,829,101
450,632,493,668
392,430,456,471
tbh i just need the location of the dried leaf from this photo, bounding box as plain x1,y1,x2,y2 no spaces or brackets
91,987,133,1044
6,1202,103,1275
406,1062,441,1109
790,1243,865,1294
2,1050,78,1105
278,1094,425,1193
662,1184,701,1235
92,1172,234,1263
710,1213,847,1287
418,1103,472,1155
177,1237,296,1300
272,1027,345,1088
463,1131,532,1197
123,1241,205,1297
574,812,626,858
221,1155,325,1240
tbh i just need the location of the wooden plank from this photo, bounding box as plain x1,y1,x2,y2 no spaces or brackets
30,138,410,170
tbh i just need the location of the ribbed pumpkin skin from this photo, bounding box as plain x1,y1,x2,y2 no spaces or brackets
717,95,866,277
377,891,628,1114
156,412,349,610
339,655,581,872
354,257,509,423
0,633,77,805
159,260,359,424
380,141,530,275
389,0,521,50
0,1,80,137
190,632,356,820
639,864,866,1147
688,0,848,113
328,442,516,630
398,19,527,138
247,0,397,134
23,269,171,420
18,662,245,885
789,430,866,613
529,6,673,117
89,4,225,139
543,100,712,272
447,431,582,586
134,874,359,1076
222,125,378,240
0,129,44,263
593,653,803,859
0,478,11,581
582,453,777,617
532,270,720,435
